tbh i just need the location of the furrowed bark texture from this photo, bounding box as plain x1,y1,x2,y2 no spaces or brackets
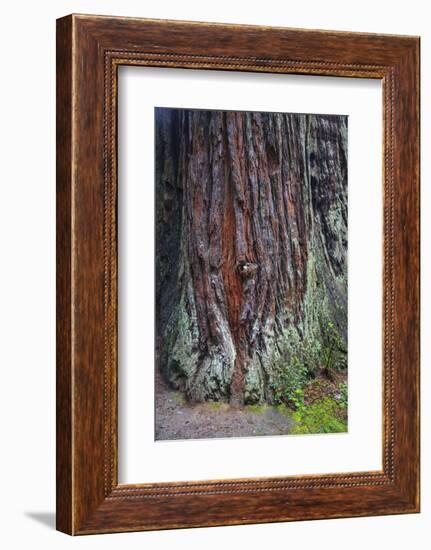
156,108,347,405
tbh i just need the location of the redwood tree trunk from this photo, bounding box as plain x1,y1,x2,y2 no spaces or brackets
155,108,347,405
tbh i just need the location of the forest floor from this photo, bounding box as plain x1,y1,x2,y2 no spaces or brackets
155,369,348,441
155,369,295,440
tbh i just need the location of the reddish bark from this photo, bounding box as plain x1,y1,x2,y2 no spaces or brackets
155,108,347,404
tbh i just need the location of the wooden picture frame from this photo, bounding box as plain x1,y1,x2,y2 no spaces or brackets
56,14,420,535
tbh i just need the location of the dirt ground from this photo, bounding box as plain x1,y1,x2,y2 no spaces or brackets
155,370,294,441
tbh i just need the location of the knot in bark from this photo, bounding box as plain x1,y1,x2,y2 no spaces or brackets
237,261,258,279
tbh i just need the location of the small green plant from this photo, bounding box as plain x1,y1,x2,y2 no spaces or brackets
290,388,305,411
337,382,348,408
271,355,308,407
291,397,347,435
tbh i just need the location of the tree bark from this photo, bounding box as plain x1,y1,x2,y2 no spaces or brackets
155,108,347,405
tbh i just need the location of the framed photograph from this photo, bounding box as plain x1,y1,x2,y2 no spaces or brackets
56,14,420,534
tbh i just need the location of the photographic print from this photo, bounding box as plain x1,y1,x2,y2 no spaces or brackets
155,107,348,441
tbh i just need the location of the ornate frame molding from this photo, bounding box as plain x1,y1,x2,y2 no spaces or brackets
57,15,419,534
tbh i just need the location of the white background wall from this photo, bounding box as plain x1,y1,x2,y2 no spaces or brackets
0,1,427,548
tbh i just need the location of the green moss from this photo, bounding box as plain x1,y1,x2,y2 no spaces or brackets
246,404,268,414
290,397,347,435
